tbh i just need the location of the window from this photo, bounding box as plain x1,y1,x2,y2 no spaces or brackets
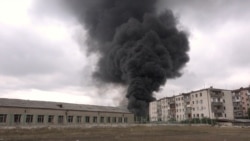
197,114,199,118
85,116,90,123
26,115,33,123
100,117,104,123
107,117,111,123
223,99,225,103
48,115,54,123
67,116,73,123
196,94,198,97
193,114,195,118
118,117,122,123
77,116,82,123
225,114,227,117
93,116,97,123
58,115,64,124
224,107,226,110
0,114,7,123
201,114,204,118
14,114,21,123
112,117,116,123
124,117,128,123
37,115,44,123
200,93,202,96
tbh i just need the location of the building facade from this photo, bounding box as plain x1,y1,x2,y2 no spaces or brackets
232,87,250,118
149,87,235,122
0,98,134,127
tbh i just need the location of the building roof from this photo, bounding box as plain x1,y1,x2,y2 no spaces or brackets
0,98,131,114
188,87,232,94
232,86,250,92
154,87,233,102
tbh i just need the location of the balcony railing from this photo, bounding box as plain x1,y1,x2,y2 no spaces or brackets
213,108,224,113
185,108,192,114
211,102,223,106
247,92,250,96
233,99,241,102
210,92,223,97
184,98,191,102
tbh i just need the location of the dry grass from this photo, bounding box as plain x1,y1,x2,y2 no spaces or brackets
0,125,250,141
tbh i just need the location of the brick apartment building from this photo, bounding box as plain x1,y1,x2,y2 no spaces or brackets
232,86,250,118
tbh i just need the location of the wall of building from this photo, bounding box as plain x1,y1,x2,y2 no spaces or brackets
175,95,185,121
223,90,234,120
0,107,134,127
160,98,170,122
189,90,211,119
149,101,158,122
240,89,250,117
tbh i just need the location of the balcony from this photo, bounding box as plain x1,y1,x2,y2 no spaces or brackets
210,92,223,98
213,109,224,113
184,98,191,102
185,107,192,114
211,102,223,106
210,89,224,97
233,99,241,102
247,92,250,96
168,101,175,104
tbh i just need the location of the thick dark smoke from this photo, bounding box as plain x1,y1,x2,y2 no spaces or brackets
38,0,189,117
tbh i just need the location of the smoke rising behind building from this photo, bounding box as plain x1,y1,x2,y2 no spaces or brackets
35,0,190,117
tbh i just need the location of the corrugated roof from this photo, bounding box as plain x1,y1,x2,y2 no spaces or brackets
0,98,131,114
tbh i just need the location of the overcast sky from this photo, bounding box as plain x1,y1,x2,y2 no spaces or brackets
0,0,249,106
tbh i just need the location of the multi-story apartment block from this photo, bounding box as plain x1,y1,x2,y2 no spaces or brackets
232,87,250,118
149,87,235,122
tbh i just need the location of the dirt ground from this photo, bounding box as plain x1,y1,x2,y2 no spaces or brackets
0,125,250,141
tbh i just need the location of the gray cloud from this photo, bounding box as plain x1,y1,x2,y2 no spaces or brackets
154,0,250,96
0,23,89,92
1,0,250,105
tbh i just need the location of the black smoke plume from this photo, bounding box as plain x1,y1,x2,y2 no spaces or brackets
39,0,189,117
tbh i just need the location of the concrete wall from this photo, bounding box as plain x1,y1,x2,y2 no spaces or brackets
223,90,234,120
160,98,170,122
0,107,134,127
149,101,158,122
175,95,185,121
190,90,210,119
